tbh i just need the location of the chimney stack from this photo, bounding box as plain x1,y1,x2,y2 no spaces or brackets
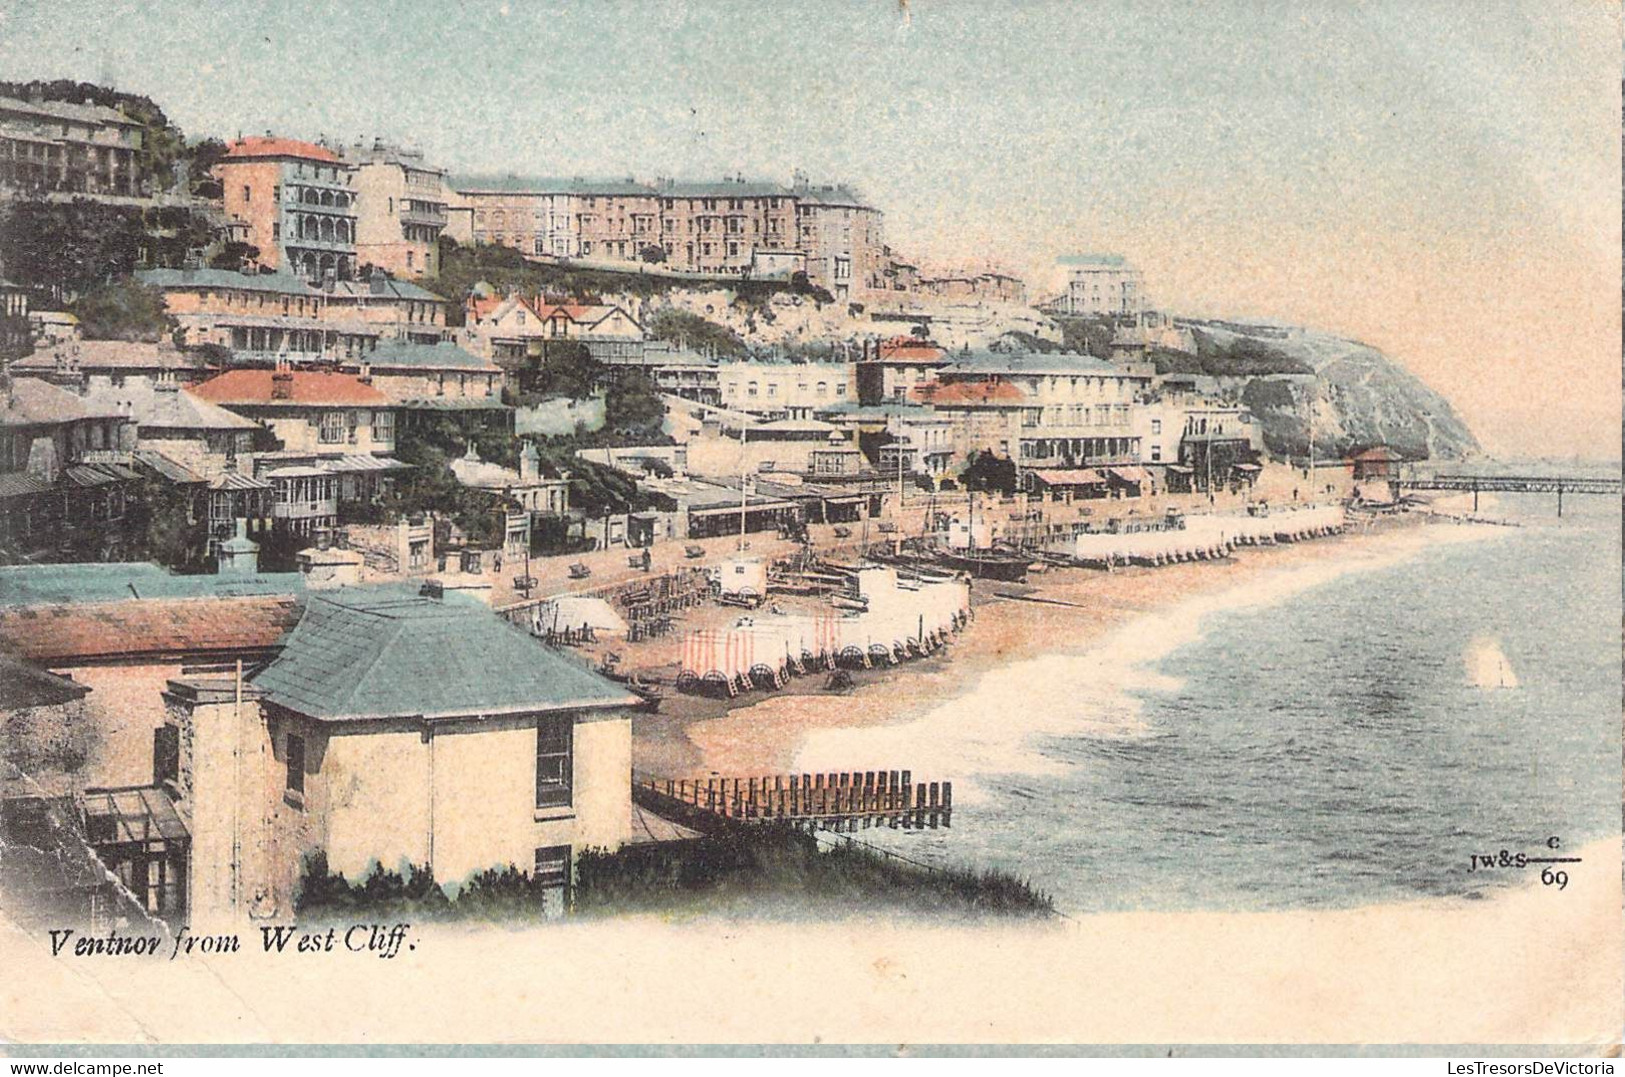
271,369,294,400
216,518,261,577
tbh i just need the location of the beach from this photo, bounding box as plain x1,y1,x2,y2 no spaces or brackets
631,510,1461,780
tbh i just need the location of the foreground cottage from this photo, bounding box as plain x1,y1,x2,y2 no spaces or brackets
162,585,638,924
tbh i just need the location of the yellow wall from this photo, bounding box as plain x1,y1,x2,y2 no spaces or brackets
319,710,632,889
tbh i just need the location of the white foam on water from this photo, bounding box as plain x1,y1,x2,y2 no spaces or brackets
792,521,1510,801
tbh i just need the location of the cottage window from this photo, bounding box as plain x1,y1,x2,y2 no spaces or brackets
535,716,573,809
286,733,305,795
319,411,345,444
374,410,394,443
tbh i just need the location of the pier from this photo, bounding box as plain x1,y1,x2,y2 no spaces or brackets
633,770,953,833
1400,474,1621,516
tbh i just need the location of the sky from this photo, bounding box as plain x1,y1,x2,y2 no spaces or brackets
0,0,1619,459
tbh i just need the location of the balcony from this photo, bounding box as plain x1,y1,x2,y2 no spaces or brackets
273,497,338,520
400,202,448,227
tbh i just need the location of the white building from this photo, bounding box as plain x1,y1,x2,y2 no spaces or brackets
1058,254,1145,318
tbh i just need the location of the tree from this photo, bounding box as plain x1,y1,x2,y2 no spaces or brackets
187,138,229,199
69,279,176,341
603,371,665,436
639,244,667,264
644,308,747,357
960,450,1018,495
208,241,261,271
2,200,145,300
534,341,604,399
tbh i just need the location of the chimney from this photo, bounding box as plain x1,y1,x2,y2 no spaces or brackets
357,361,372,384
271,369,294,400
216,518,261,576
519,441,539,483
368,271,386,296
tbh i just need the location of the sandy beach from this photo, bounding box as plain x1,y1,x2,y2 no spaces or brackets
632,509,1477,780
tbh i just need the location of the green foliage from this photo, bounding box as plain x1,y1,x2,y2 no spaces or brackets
989,330,1065,354
1,201,214,299
645,308,747,357
639,244,667,264
1146,347,1203,375
1050,315,1118,358
432,239,691,317
207,241,261,271
125,475,209,572
186,137,228,198
296,852,450,920
532,340,603,399
68,278,176,341
3,201,145,298
789,270,834,304
602,370,665,437
382,436,510,547
1189,328,1312,376
293,826,1053,925
960,449,1018,495
534,447,654,518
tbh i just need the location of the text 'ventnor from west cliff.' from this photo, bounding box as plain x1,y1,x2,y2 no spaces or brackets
44,923,416,960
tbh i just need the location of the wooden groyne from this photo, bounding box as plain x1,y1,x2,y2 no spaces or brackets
633,770,953,832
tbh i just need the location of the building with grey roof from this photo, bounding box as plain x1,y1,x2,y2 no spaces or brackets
163,584,638,920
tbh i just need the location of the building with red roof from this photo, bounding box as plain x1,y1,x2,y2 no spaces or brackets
216,134,358,281
190,369,403,537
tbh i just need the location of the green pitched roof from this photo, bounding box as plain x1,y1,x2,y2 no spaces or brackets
135,268,317,297
0,562,304,607
251,586,637,721
364,341,493,371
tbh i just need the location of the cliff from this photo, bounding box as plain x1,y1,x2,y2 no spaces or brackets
1180,320,1482,462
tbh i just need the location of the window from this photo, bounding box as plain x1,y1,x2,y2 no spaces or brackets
242,185,251,202
535,716,573,809
319,411,345,443
1151,419,1162,436
286,733,305,795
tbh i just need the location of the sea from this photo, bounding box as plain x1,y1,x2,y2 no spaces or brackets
792,474,1622,914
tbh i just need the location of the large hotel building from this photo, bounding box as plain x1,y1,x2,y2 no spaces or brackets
448,174,887,299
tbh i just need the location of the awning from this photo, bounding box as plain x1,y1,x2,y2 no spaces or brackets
263,466,333,479
320,454,408,473
1232,463,1263,472
1166,465,1195,474
688,497,799,517
210,471,273,491
1109,466,1151,485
